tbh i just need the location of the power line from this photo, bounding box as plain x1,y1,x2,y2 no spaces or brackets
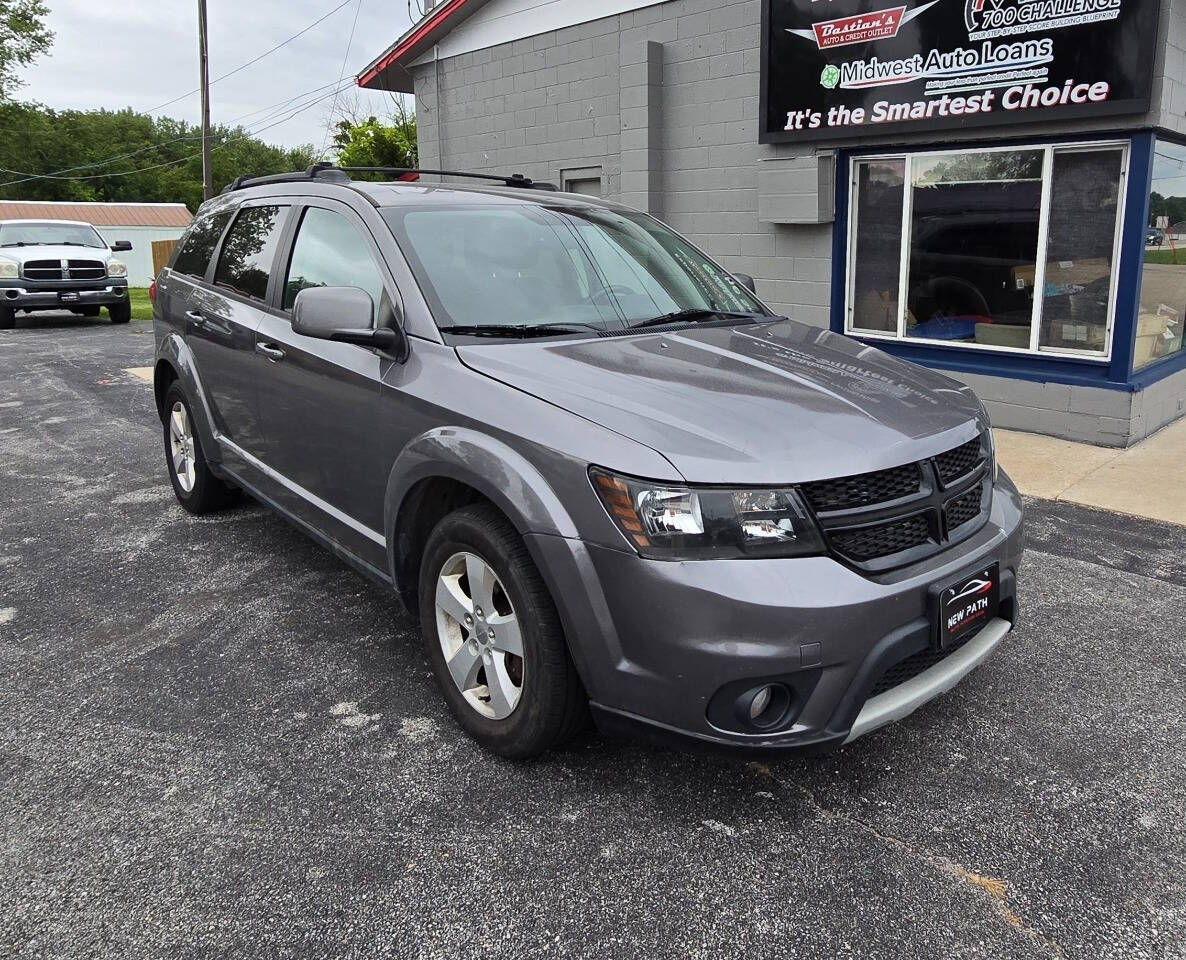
0,81,356,189
319,0,366,159
143,0,355,116
0,80,352,186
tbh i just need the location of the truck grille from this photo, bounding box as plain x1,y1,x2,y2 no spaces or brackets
800,434,991,572
22,259,106,281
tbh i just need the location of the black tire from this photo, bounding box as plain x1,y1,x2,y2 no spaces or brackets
162,382,237,514
0,305,14,330
418,504,586,759
108,300,131,324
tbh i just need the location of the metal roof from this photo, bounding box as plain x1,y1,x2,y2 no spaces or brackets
0,200,193,228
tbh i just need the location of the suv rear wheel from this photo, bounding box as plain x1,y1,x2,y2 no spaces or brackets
418,504,586,758
162,383,237,513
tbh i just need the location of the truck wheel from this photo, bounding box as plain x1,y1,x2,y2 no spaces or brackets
418,503,587,759
109,300,131,324
0,305,13,330
77,306,101,318
163,383,237,514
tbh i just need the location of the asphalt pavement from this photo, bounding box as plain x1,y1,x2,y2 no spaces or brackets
1,315,1184,959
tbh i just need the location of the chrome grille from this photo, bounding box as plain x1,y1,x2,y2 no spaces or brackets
21,259,106,281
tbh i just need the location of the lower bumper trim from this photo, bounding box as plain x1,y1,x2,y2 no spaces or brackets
843,617,1012,743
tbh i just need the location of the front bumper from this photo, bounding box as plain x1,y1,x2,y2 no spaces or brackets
1,278,127,311
527,472,1025,755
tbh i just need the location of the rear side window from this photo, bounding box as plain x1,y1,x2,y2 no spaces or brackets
283,207,385,321
172,211,231,279
213,206,286,302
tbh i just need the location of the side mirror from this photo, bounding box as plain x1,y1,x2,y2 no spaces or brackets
292,285,400,351
733,273,757,294
110,240,133,252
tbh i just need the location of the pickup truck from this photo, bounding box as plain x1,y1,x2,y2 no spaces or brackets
0,219,133,329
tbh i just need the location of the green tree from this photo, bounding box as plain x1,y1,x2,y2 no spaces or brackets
0,0,52,100
0,102,315,210
331,98,417,172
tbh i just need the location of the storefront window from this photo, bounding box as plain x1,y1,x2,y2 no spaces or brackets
1136,138,1186,370
850,160,904,334
847,143,1127,359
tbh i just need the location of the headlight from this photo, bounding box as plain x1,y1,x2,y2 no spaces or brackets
591,468,826,560
0,258,18,279
106,259,128,278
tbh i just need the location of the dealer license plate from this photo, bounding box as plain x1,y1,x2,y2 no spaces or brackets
936,563,999,650
58,291,80,303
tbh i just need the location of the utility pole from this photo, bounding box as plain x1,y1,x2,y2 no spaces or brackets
197,0,213,200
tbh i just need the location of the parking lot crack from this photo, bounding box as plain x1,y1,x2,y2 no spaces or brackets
749,764,1068,958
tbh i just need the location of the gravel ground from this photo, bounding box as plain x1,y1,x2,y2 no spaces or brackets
1,316,1184,960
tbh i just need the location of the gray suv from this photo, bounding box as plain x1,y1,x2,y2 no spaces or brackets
152,165,1024,758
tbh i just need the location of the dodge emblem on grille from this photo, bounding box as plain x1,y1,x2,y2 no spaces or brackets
60,258,70,279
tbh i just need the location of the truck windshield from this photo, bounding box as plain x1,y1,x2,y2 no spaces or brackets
0,222,107,248
383,203,766,334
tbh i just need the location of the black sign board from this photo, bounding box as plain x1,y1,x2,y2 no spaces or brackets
760,0,1160,143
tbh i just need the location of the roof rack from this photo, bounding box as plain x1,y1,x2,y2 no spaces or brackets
221,163,558,195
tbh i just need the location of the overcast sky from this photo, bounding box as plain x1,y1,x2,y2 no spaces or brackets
18,0,416,150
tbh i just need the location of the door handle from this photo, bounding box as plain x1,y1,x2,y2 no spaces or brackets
256,342,286,362
185,309,206,325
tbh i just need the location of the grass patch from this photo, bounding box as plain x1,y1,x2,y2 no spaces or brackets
1143,249,1186,266
128,287,153,323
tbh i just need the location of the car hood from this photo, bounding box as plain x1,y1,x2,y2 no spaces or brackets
0,244,111,265
456,319,988,484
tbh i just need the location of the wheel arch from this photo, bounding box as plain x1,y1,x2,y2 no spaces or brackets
384,428,580,613
154,332,221,466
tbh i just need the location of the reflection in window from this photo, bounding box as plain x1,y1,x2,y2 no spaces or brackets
1136,138,1186,370
847,145,1129,359
284,207,385,320
906,150,1041,348
213,206,285,302
1039,149,1122,354
173,211,231,279
849,159,904,334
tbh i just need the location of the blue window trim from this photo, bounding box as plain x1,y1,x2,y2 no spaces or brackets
830,130,1180,391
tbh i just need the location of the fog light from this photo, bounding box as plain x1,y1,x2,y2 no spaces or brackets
737,683,791,730
749,685,772,721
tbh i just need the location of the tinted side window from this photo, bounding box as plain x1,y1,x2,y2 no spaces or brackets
283,207,385,321
213,206,286,302
172,211,231,279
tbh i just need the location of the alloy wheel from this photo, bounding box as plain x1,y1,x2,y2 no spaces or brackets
168,401,197,493
434,551,525,719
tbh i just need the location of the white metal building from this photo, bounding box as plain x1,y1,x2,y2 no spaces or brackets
0,200,193,284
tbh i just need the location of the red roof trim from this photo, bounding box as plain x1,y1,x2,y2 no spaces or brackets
358,0,471,88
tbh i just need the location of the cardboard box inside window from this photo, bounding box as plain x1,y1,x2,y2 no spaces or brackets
1013,258,1111,291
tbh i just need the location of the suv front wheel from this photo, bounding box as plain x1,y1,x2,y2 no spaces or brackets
418,504,586,758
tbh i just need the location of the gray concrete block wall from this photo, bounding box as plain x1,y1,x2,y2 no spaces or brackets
408,0,1186,445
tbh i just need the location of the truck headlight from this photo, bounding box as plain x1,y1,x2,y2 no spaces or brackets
0,258,18,280
106,259,128,278
591,468,825,560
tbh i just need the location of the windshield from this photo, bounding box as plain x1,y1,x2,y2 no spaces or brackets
382,203,766,334
0,222,107,248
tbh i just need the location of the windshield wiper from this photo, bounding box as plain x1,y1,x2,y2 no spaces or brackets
629,308,764,330
1,241,45,247
439,322,604,339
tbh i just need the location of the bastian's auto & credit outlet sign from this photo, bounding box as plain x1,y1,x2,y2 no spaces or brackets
760,0,1160,143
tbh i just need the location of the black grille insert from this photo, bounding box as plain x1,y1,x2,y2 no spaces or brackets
21,258,106,281
867,628,982,700
945,486,983,532
800,463,921,512
830,514,931,562
934,437,984,486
